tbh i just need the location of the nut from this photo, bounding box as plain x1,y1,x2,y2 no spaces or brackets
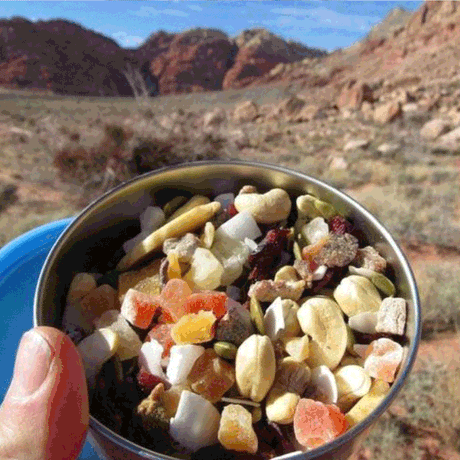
266,358,311,424
117,201,221,270
297,296,347,370
235,334,276,402
333,275,382,316
234,188,292,224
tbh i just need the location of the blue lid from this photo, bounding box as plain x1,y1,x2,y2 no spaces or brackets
0,218,98,459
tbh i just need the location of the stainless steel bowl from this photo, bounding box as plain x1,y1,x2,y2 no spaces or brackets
34,160,421,460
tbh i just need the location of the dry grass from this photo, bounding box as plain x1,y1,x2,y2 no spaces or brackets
363,356,460,459
349,179,460,250
415,261,460,338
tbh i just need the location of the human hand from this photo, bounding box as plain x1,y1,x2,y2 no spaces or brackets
0,327,89,460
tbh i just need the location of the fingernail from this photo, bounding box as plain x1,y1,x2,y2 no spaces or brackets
10,330,53,398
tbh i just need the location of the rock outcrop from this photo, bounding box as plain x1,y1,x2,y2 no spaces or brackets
0,17,151,96
223,28,326,89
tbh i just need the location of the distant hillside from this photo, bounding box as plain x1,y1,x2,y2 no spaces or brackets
0,18,326,97
366,7,412,41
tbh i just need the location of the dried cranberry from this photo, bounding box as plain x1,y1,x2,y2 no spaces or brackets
227,203,238,217
329,215,353,235
136,367,164,393
248,228,291,281
311,268,335,293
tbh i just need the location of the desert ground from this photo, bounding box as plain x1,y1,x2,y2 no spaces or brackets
0,76,459,460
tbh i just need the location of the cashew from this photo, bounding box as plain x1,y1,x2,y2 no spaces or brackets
234,188,292,224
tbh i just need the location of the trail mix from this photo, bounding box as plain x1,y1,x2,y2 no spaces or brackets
63,186,407,459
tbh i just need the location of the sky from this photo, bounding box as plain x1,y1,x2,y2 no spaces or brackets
0,1,422,52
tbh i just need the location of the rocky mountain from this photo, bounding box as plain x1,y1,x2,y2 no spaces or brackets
365,7,412,41
0,18,147,96
0,18,326,97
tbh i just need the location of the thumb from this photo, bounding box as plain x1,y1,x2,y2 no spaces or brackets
0,327,89,460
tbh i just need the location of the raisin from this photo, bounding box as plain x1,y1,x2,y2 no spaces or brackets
248,228,291,281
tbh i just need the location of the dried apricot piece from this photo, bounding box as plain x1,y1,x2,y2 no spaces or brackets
364,338,403,383
218,404,258,454
157,279,193,322
293,398,348,449
147,323,174,358
183,291,227,319
120,289,159,329
187,349,235,403
171,310,217,344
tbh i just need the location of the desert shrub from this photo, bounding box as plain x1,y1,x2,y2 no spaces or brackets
53,121,229,201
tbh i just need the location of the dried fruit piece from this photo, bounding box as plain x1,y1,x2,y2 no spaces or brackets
137,382,170,430
235,334,276,402
80,284,119,324
187,349,235,403
218,404,258,454
183,291,227,319
216,298,254,346
166,344,205,385
120,289,159,329
364,338,403,383
248,279,306,303
376,297,406,335
293,399,348,449
147,323,174,358
166,195,210,223
118,258,162,301
171,310,217,344
314,233,358,268
137,367,165,394
170,390,221,452
156,278,193,322
248,228,291,281
163,233,202,263
329,215,353,235
345,379,390,427
353,246,387,273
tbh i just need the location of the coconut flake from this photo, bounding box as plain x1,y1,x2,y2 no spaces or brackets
217,210,262,242
138,340,167,381
170,390,220,452
166,345,205,385
309,365,338,404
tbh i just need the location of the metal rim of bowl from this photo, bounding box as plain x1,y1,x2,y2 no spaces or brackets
34,159,421,460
